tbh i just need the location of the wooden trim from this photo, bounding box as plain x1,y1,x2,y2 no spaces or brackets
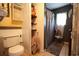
0,26,22,29
53,4,73,56
7,3,10,17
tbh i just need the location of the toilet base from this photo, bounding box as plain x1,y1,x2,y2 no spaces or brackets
9,50,24,56
9,45,24,56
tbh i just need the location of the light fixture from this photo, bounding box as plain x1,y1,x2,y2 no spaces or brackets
0,9,7,21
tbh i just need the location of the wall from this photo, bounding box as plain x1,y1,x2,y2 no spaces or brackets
71,4,79,55
35,3,44,51
22,3,31,54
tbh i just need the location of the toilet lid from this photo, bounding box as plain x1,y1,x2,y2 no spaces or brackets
9,45,24,54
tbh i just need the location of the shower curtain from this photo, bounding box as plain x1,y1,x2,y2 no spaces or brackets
44,8,55,49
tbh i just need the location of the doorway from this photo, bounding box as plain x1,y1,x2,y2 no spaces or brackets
44,4,73,56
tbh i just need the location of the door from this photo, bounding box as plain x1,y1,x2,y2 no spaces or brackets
68,8,73,56
64,7,73,55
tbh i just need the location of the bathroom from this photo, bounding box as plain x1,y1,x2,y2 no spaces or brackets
0,3,44,56
0,3,79,56
0,3,26,56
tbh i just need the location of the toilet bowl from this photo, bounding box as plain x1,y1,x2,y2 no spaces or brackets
3,35,24,56
9,45,24,56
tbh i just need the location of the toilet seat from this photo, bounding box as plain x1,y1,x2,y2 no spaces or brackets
9,45,24,56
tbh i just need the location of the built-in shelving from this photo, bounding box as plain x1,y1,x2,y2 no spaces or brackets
31,3,38,54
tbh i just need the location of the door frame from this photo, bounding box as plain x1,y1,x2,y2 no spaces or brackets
52,4,73,56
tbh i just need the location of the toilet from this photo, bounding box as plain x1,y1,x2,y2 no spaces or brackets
3,35,24,56
9,45,24,56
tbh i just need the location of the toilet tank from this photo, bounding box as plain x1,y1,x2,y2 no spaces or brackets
3,35,22,48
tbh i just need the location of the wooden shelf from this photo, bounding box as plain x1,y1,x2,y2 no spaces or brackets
31,15,37,19
32,29,37,31
31,23,37,25
31,3,38,54
32,30,37,37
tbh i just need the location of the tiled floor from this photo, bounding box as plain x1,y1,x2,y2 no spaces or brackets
34,51,55,56
59,43,68,56
21,43,68,56
21,51,54,56
34,43,68,56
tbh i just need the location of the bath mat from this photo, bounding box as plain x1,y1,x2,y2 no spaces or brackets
46,41,64,56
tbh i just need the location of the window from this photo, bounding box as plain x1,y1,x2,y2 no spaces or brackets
57,12,67,26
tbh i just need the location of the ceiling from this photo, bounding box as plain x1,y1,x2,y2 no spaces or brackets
46,3,70,10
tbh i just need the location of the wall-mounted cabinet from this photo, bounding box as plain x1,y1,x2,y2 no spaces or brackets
0,3,24,29
11,3,23,22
